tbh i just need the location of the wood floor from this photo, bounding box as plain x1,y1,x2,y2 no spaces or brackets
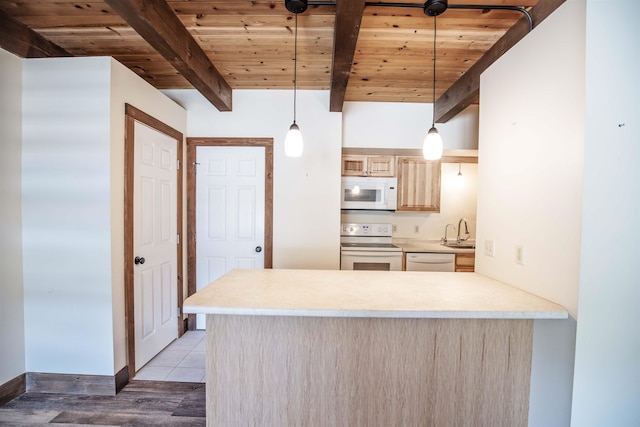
0,380,205,426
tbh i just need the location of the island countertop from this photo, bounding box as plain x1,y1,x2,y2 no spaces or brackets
183,269,568,319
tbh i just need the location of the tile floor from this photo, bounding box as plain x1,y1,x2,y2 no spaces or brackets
133,330,206,383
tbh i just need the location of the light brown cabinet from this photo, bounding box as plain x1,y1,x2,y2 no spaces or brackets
455,253,475,272
342,155,395,177
396,156,441,212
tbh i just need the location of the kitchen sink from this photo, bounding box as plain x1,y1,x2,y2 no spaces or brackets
442,241,476,249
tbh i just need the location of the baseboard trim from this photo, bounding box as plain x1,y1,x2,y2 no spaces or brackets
115,365,129,394
0,373,26,405
26,368,130,397
187,314,197,331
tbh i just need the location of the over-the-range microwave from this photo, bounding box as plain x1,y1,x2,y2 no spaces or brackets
340,176,397,211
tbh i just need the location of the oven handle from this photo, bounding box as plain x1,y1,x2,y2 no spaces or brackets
341,251,401,257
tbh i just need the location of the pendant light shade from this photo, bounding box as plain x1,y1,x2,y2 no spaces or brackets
423,126,443,160
285,10,303,157
285,123,303,157
423,14,443,161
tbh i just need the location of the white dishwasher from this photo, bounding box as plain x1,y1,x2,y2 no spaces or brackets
405,252,455,272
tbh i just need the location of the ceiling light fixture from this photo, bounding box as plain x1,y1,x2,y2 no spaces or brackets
284,0,307,157
422,0,445,160
423,0,448,16
456,162,464,186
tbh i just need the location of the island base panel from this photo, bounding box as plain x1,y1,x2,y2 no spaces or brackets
206,315,532,426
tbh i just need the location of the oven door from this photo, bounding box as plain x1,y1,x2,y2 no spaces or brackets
340,250,402,271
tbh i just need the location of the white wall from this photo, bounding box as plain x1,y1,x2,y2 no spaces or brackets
0,48,26,385
342,102,479,240
571,0,640,424
477,1,585,425
164,89,342,269
342,102,478,150
109,59,187,374
21,57,186,376
22,57,115,375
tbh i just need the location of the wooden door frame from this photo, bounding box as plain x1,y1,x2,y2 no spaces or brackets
186,137,274,330
124,104,184,375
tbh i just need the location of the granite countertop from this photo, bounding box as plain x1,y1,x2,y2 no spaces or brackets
184,269,568,320
393,239,476,254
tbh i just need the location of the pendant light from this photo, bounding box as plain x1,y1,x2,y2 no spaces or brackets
423,2,445,161
456,162,464,186
284,1,307,158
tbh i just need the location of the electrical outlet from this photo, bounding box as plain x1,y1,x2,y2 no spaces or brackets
392,224,397,233
516,244,525,265
484,240,495,257
414,225,420,233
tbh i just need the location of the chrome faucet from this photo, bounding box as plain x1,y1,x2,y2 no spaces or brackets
442,224,456,244
457,218,470,243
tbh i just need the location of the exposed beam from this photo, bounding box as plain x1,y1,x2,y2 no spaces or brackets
105,0,232,111
435,0,566,123
329,0,366,112
0,9,71,58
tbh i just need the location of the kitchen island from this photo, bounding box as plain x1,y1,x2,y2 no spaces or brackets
184,269,567,427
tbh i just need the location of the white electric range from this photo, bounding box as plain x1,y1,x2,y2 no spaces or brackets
340,223,403,271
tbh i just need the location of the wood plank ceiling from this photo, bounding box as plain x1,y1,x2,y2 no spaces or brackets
0,0,565,120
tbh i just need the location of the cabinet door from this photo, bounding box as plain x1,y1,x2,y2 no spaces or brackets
396,156,441,211
455,253,475,272
367,156,395,177
342,155,367,176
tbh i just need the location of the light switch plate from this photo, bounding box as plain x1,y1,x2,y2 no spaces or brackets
516,244,524,265
484,240,495,257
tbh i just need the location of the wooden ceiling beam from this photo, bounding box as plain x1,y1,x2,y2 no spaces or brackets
0,9,71,58
434,0,566,123
329,0,366,112
104,0,232,111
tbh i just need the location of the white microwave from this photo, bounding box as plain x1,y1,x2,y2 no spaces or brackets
340,177,397,211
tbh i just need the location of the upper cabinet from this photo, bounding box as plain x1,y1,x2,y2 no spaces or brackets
341,148,477,213
396,156,441,212
342,155,395,177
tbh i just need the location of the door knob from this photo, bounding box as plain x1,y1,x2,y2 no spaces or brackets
255,246,262,253
134,256,145,265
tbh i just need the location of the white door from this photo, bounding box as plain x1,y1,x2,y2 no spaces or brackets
133,121,178,370
195,146,265,329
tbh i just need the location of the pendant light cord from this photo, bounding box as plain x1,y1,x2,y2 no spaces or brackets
293,13,298,124
432,15,436,128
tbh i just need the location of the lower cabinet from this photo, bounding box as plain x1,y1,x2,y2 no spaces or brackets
455,253,475,272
